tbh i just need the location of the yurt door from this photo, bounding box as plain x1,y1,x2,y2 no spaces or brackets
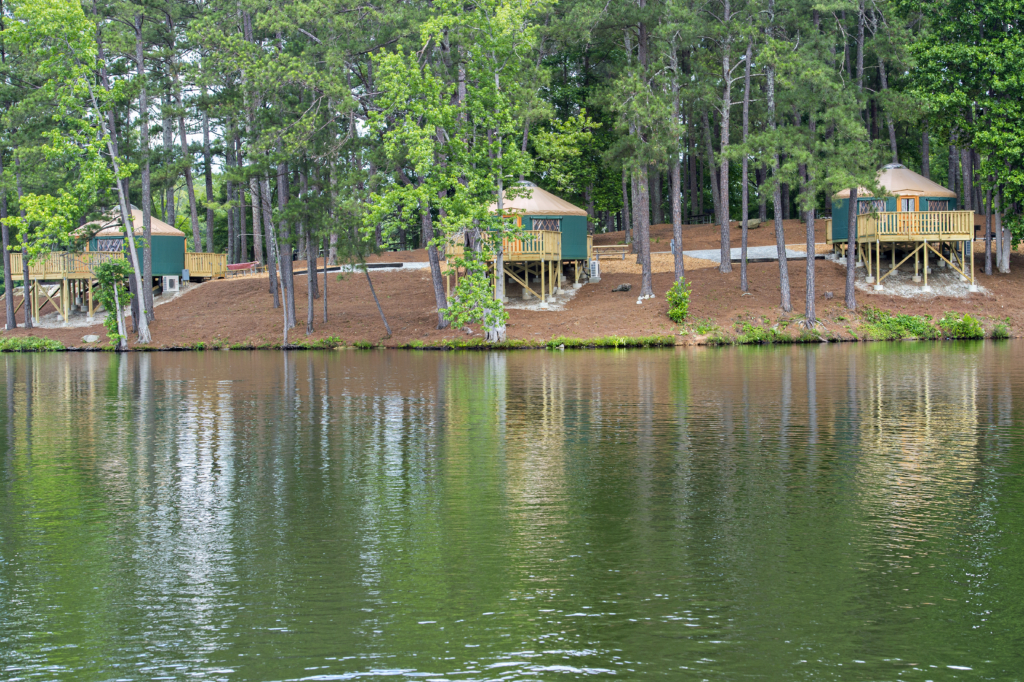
899,196,918,234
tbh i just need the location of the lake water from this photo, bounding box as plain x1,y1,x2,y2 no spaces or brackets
1,345,1022,681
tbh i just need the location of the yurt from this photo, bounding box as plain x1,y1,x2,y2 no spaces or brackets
830,163,958,242
87,208,186,278
490,182,590,261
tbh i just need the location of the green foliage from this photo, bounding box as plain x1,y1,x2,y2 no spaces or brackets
0,336,64,352
991,321,1010,340
443,258,508,332
735,322,789,345
94,259,134,346
860,308,938,341
666,279,691,324
937,313,984,340
685,318,719,335
532,111,601,195
353,341,373,349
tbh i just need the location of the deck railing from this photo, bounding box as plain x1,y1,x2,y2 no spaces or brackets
825,219,833,243
8,251,125,280
857,211,974,242
185,252,227,279
449,229,562,262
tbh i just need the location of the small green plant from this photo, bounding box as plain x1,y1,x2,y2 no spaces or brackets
0,336,64,352
991,321,1010,339
736,322,788,344
938,313,984,339
860,308,938,340
666,278,691,323
194,341,207,350
354,340,373,349
686,317,718,335
94,259,135,349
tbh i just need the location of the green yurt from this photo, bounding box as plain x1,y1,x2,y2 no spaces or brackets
830,163,958,242
88,208,186,278
490,182,590,260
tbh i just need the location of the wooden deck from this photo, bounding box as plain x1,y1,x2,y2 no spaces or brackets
185,252,227,279
8,251,124,281
448,229,562,262
858,210,974,242
825,211,976,289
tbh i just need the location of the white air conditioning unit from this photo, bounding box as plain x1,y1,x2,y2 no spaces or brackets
589,260,601,282
163,276,180,292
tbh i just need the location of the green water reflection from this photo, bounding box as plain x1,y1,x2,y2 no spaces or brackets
1,344,1022,680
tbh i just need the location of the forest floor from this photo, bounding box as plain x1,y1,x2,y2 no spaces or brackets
2,219,1020,350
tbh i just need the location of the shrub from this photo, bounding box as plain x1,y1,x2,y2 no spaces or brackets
736,322,788,344
0,336,64,352
991,322,1010,339
666,278,691,323
860,308,938,340
354,340,373,349
938,313,984,339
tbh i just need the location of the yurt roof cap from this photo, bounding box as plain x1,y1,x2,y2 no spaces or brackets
87,207,186,237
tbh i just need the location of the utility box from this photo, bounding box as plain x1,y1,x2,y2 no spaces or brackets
589,260,601,282
163,275,180,293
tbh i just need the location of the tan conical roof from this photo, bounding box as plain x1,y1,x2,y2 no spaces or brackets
834,164,957,199
489,182,589,216
88,208,186,237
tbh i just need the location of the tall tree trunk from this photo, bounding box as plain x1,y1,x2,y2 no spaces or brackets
877,57,898,162
420,199,449,328
634,167,653,296
948,141,958,192
134,14,154,322
236,134,247,262
166,25,201,253
650,168,662,224
846,187,858,309
718,14,733,273
757,166,768,222
998,184,1010,273
621,167,632,243
300,162,318,300
961,147,972,210
249,177,264,265
225,134,236,264
162,89,175,226
740,38,752,292
670,40,684,281
93,23,151,343
277,146,296,329
803,120,817,326
261,173,279,305
984,186,992,276
202,93,214,252
921,121,930,179
0,154,15,329
14,155,30,328
702,109,722,231
585,183,595,234
766,62,791,311
856,0,865,91
688,116,698,217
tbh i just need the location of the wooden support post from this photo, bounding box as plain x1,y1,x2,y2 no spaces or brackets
914,247,920,282
970,239,975,287
923,240,929,290
540,258,546,304
88,279,94,317
62,279,68,321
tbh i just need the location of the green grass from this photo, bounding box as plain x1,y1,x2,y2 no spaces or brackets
395,335,676,350
686,317,719,335
353,340,374,349
859,308,938,340
290,336,345,350
735,322,790,344
937,313,984,340
0,336,64,352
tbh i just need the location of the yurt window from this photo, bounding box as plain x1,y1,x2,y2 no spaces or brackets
899,198,917,212
857,200,885,214
96,238,124,252
533,218,561,231
927,200,950,211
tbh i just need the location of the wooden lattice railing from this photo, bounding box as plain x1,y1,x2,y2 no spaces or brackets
448,229,562,262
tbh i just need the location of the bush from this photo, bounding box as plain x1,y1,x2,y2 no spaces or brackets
860,308,938,340
992,322,1010,339
736,322,788,344
938,313,984,339
0,336,64,352
666,278,691,323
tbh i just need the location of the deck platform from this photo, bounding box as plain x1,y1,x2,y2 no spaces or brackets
825,211,976,289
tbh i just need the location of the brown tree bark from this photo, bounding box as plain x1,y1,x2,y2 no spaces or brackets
14,155,29,328
0,154,15,329
133,13,154,322
845,187,858,309
201,92,214,252
740,38,752,292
